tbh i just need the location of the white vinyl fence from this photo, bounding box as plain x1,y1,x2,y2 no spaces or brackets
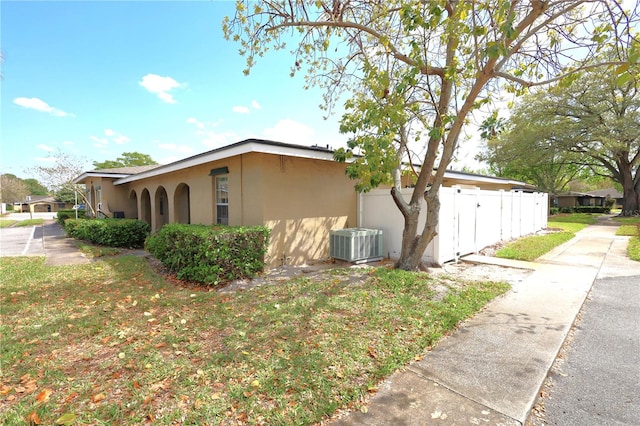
359,186,548,265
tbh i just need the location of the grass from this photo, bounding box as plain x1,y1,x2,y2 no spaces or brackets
76,242,122,258
613,217,640,262
0,220,18,228
14,219,45,227
0,256,509,425
496,213,598,261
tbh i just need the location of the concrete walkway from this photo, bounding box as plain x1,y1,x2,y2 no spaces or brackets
332,220,635,425
42,221,89,266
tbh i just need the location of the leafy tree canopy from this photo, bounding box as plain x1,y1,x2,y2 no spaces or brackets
225,1,639,268
480,56,639,214
93,152,157,169
0,174,28,203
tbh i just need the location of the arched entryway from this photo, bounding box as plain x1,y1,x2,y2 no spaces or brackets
154,186,169,230
174,183,190,224
128,190,138,219
141,189,151,226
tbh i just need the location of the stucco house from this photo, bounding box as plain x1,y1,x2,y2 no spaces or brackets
587,188,624,207
73,139,536,267
552,191,604,208
14,196,74,213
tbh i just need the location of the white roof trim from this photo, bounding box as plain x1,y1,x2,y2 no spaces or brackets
114,140,339,185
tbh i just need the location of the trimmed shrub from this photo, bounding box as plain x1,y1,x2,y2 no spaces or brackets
549,207,560,215
145,223,270,286
65,218,150,248
575,206,610,214
56,209,85,225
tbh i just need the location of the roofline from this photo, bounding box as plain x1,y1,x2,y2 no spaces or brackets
73,172,132,184
113,139,339,185
442,169,530,187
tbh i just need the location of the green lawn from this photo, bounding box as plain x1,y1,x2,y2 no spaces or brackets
496,213,598,261
15,219,45,227
614,217,640,262
0,257,508,425
0,220,18,228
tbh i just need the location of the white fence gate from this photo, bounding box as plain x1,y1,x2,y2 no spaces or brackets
359,187,548,265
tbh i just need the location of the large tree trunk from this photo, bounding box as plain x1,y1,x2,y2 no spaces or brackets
394,189,440,271
619,160,639,216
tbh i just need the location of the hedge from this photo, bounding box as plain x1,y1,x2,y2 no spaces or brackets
65,218,150,248
56,209,86,225
145,223,270,286
557,206,611,214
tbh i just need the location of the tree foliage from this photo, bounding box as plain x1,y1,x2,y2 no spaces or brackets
0,174,29,203
225,0,639,269
481,60,639,214
92,152,157,169
23,178,49,196
29,150,95,215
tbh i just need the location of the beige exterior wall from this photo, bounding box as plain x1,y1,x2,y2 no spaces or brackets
103,152,357,267
258,153,357,266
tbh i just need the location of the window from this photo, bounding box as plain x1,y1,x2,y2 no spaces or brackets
215,175,228,225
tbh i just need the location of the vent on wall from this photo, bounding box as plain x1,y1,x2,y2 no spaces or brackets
329,228,383,262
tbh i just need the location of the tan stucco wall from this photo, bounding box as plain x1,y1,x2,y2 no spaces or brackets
86,159,528,268
259,154,357,265
107,152,357,267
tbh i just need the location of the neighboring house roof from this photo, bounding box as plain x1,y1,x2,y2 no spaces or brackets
586,188,623,199
73,164,161,184
442,170,534,190
21,195,56,204
554,191,604,198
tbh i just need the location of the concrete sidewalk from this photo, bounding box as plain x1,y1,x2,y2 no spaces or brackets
42,221,89,266
332,221,632,425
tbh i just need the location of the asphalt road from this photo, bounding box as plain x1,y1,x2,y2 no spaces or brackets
541,274,640,425
0,213,55,257
0,225,45,256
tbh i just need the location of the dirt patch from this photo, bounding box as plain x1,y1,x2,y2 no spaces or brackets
141,252,532,294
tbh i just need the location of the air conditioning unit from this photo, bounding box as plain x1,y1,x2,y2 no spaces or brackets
329,228,383,262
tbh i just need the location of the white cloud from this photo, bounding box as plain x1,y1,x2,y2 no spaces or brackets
202,131,238,148
232,105,250,114
158,143,194,154
187,117,206,129
139,73,184,104
62,141,74,146
91,135,108,146
90,129,130,147
37,144,55,152
251,100,262,109
263,119,316,145
13,97,74,117
113,135,131,144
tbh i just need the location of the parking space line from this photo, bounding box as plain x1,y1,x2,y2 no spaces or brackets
22,226,36,256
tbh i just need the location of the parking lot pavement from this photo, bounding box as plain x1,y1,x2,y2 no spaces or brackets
0,225,45,256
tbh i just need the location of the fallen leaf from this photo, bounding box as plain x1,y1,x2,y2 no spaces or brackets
55,413,77,425
92,393,106,403
0,385,11,395
250,380,260,388
63,392,78,404
27,411,41,424
36,388,52,403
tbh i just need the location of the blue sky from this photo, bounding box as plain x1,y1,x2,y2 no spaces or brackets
1,0,352,179
1,0,488,181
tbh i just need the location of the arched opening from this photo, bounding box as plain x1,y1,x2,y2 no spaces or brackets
154,186,169,230
128,190,138,219
141,189,151,226
174,183,190,224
